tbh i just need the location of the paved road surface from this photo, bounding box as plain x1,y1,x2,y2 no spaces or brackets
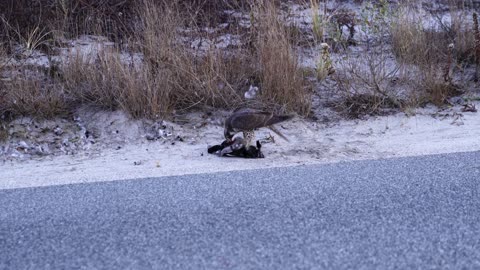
1,151,480,269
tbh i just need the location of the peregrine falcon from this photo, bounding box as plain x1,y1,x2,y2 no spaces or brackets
224,108,294,147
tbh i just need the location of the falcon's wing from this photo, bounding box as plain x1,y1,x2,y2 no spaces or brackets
228,109,293,131
229,110,274,131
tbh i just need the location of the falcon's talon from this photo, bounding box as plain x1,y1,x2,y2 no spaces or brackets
208,137,264,158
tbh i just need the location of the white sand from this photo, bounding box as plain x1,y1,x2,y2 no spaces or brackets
1,103,478,190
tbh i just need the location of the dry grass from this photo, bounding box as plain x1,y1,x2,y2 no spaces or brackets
1,73,70,118
135,0,252,114
1,39,71,119
1,0,476,122
392,4,475,65
253,0,311,115
59,0,181,119
0,0,311,120
61,51,173,119
390,2,474,105
474,12,480,80
46,0,254,118
0,0,250,45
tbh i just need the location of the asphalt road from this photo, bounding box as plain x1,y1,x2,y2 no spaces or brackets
1,151,480,270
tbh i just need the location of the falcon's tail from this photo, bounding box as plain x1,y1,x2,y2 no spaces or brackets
267,125,290,142
266,114,294,143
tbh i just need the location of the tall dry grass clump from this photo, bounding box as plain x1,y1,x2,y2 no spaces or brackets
1,72,70,118
390,7,428,65
473,12,480,80
61,0,251,119
0,40,69,119
0,44,6,115
169,48,251,110
57,0,180,119
390,3,472,105
253,0,311,115
61,51,174,119
138,0,249,111
1,0,310,120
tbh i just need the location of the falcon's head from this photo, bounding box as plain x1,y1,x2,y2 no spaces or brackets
224,128,234,142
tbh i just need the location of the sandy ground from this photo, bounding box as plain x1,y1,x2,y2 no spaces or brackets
1,102,478,190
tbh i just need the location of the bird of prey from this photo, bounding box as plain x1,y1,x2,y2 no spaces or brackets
224,108,294,147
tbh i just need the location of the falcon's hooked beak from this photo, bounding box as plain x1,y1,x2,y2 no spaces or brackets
224,130,234,144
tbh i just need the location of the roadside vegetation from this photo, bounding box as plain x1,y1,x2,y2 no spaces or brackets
0,0,478,124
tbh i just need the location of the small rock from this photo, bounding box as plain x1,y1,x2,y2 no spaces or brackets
462,104,477,113
54,127,64,136
62,138,70,146
146,133,156,141
34,144,51,156
133,161,142,166
17,141,29,150
449,96,464,105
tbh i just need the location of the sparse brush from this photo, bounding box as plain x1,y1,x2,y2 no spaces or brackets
336,93,400,118
390,7,428,65
0,123,8,142
1,17,53,54
1,73,70,118
62,49,175,119
59,0,253,119
253,0,311,115
118,61,174,119
172,48,251,110
424,2,476,63
316,43,335,81
336,49,402,113
62,52,123,110
390,3,470,106
332,0,406,117
420,65,462,105
443,43,455,82
417,41,462,105
137,0,249,112
358,0,390,44
473,12,480,80
310,0,325,41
